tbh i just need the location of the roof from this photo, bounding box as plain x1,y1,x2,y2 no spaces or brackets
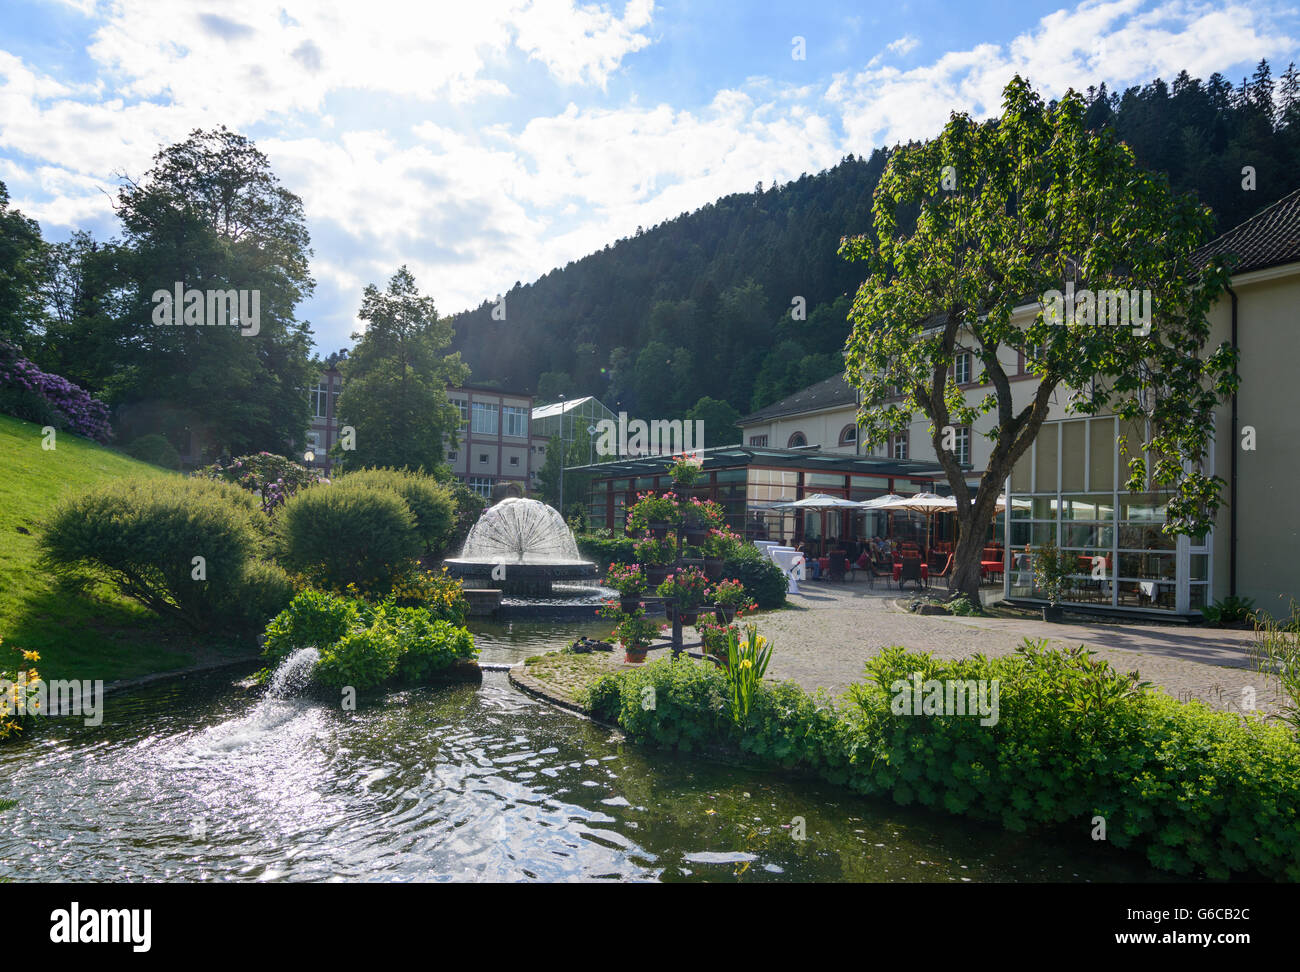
532,396,598,420
1197,187,1300,275
569,443,943,480
738,372,857,425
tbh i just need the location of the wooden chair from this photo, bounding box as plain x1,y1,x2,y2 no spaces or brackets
930,552,954,582
898,555,924,591
866,553,894,588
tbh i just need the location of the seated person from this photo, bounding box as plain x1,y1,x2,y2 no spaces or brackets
800,543,822,578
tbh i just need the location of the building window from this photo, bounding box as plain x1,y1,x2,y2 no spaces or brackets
952,426,971,466
955,351,972,385
891,433,909,460
447,450,457,461
838,425,857,447
467,476,494,498
471,402,498,435
478,453,489,464
309,383,329,418
509,456,519,466
502,405,528,438
787,432,807,448
749,435,768,447
451,397,469,426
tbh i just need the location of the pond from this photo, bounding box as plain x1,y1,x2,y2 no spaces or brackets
0,621,1175,882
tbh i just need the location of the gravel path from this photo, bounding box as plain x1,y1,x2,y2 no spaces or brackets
750,576,1287,716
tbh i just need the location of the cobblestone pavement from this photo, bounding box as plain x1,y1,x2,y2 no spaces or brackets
749,576,1286,715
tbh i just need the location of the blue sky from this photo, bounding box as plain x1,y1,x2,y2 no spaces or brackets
2,0,1296,354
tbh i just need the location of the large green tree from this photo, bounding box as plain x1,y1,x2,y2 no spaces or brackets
335,266,468,472
842,76,1237,604
113,127,316,455
0,180,48,347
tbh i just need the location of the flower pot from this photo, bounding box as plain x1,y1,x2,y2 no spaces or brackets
624,647,648,664
681,557,705,572
714,605,735,624
648,521,671,539
684,526,709,545
646,565,669,586
1042,604,1064,623
703,556,725,580
678,609,699,626
619,595,641,614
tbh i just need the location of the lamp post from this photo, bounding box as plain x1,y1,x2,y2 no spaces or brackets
557,394,565,516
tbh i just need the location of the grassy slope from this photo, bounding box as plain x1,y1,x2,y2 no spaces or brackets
0,415,255,681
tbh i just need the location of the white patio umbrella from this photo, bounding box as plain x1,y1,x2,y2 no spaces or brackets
872,492,957,556
771,493,867,555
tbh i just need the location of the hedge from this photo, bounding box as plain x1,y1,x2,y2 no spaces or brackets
587,639,1300,881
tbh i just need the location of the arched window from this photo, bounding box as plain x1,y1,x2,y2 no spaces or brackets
838,425,857,447
787,431,807,448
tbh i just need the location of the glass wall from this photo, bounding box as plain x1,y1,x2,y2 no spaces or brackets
1006,416,1208,613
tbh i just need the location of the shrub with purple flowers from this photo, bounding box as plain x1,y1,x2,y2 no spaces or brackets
0,341,112,442
195,452,326,514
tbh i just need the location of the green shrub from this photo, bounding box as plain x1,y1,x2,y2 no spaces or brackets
1202,595,1256,625
234,560,297,631
262,589,363,664
386,610,477,681
576,532,638,567
275,482,419,592
389,564,469,623
721,544,787,610
592,639,1300,881
123,434,181,470
314,626,402,690
338,468,456,555
0,384,63,429
39,477,272,631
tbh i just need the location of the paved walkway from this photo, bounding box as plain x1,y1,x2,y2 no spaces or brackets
750,577,1285,715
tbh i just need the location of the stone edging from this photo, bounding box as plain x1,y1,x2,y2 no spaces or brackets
507,664,601,721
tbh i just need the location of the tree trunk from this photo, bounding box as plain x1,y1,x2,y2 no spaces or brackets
949,526,986,605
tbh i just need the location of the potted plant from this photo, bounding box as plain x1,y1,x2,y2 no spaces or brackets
626,491,681,539
702,526,742,579
606,562,648,613
709,578,754,623
695,620,738,665
605,607,661,664
1032,539,1073,622
633,532,675,586
667,453,703,488
682,495,725,545
656,566,710,626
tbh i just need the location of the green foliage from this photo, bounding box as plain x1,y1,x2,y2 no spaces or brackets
1031,540,1074,606
446,479,487,552
338,467,456,555
842,76,1236,603
655,566,710,609
264,592,477,690
275,482,419,592
39,477,275,632
0,180,48,346
576,531,638,567
685,395,743,448
1249,600,1300,734
262,589,362,664
724,624,773,725
594,638,1300,880
334,266,468,473
721,544,787,610
625,492,682,532
196,452,324,512
387,564,469,623
1202,595,1257,624
123,434,181,470
947,593,979,616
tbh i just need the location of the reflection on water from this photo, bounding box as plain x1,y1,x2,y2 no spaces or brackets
0,657,1173,882
469,616,612,665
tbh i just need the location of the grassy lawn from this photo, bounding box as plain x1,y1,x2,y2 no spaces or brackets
0,415,257,682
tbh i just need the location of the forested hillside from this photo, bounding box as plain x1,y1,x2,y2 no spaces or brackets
450,60,1300,421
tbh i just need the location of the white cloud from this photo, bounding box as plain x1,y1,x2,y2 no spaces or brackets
887,35,919,56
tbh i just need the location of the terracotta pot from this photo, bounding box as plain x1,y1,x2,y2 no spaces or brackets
624,647,648,664
703,557,725,580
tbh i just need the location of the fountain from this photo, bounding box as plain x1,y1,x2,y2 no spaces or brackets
444,497,598,603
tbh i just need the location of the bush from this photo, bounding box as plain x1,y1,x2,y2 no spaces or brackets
1202,595,1256,625
576,532,638,567
314,626,402,690
124,434,181,470
0,341,112,442
388,564,469,623
262,589,363,664
196,452,325,513
39,477,272,631
337,468,455,554
234,560,297,631
447,480,487,552
387,611,477,681
275,482,420,592
592,639,1300,881
721,544,787,610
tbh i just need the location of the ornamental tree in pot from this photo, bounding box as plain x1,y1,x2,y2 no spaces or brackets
1032,539,1074,622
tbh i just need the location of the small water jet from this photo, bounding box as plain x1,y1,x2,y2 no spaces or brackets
444,497,597,598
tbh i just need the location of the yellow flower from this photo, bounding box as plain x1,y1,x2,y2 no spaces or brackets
22,651,40,662
740,658,753,670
